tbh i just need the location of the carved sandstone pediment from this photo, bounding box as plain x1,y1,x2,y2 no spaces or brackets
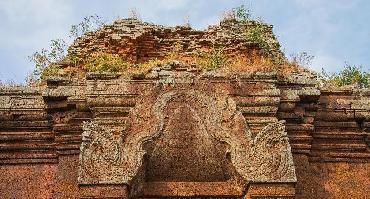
78,89,296,187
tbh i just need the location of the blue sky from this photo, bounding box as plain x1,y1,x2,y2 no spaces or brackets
0,0,369,83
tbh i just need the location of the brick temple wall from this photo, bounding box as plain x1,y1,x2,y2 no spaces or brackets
0,164,57,198
0,19,369,199
0,71,368,198
294,155,369,198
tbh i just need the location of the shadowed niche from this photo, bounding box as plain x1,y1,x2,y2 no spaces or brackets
142,101,235,182
128,90,246,198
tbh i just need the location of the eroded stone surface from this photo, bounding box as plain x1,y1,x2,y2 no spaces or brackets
78,121,125,184
68,19,283,63
77,82,296,187
1,69,369,198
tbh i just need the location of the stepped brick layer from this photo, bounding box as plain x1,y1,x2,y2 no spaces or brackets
1,67,369,198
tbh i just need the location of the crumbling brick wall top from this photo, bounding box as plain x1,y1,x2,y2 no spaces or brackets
67,18,283,63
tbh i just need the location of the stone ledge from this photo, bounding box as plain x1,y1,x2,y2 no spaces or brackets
246,183,296,199
79,184,129,198
135,182,245,197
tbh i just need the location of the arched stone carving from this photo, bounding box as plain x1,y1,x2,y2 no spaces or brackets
119,89,296,184
78,89,296,185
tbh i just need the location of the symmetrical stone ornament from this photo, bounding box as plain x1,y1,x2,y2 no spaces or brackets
78,88,296,187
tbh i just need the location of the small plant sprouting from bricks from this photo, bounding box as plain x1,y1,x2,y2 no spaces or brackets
128,8,141,21
222,5,282,60
195,47,229,71
69,15,105,39
289,52,315,67
318,63,370,88
40,65,62,80
222,5,251,22
28,39,67,81
244,24,282,59
234,5,251,22
84,52,131,73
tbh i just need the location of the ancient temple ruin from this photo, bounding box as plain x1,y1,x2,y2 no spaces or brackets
0,19,369,198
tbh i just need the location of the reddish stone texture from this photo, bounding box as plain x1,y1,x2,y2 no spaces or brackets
245,183,296,199
143,101,234,182
294,154,370,199
67,18,283,64
54,155,79,199
79,184,129,198
1,73,369,199
0,164,56,199
136,182,244,198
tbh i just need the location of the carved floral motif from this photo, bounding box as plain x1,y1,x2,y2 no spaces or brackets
78,121,124,184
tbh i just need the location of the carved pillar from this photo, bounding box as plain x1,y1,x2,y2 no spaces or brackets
78,121,127,197
78,74,143,198
43,77,90,198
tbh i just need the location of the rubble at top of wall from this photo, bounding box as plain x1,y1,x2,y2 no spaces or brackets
67,18,284,63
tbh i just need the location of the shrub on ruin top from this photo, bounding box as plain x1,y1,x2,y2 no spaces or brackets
83,52,131,73
244,24,280,56
195,47,229,70
319,64,369,88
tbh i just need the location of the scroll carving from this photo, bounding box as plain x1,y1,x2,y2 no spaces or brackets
78,121,124,184
242,121,296,182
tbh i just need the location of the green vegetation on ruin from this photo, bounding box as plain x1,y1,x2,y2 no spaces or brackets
319,64,369,88
27,6,369,88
